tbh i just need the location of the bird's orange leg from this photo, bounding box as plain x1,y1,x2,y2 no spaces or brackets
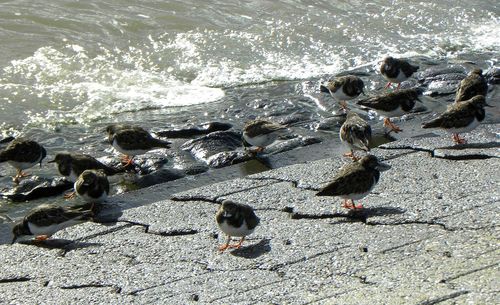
35,235,49,241
339,101,349,111
230,237,246,249
218,236,232,252
384,82,392,89
352,201,364,209
343,150,360,161
452,133,467,144
341,199,354,209
396,83,401,90
121,155,134,166
383,118,402,133
255,147,265,153
64,191,76,199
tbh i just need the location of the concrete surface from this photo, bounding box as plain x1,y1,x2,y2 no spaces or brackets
0,124,498,304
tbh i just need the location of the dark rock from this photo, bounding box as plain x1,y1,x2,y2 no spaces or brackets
0,177,73,202
181,131,243,162
135,168,186,188
183,164,209,175
484,67,500,84
424,80,462,96
315,117,343,131
264,136,322,155
98,155,168,176
207,151,253,168
156,122,233,138
0,136,15,145
417,66,466,80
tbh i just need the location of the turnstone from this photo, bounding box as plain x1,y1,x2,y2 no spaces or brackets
75,169,109,204
316,155,390,209
0,138,47,184
320,75,365,110
357,88,421,133
421,95,490,144
242,119,288,152
215,199,260,252
106,124,171,166
455,68,488,103
11,203,93,243
340,112,372,161
380,56,419,89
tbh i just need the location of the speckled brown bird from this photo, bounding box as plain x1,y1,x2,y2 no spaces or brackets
340,112,372,161
0,138,47,184
215,200,260,252
380,56,419,89
242,119,288,152
357,88,421,133
320,75,365,110
106,124,171,166
316,155,390,209
454,68,488,103
75,169,109,204
12,204,93,243
422,95,490,144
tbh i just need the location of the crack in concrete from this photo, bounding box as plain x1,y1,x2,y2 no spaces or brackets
439,263,499,283
380,141,500,160
416,290,470,305
127,271,212,296
366,220,453,231
209,278,289,302
60,283,122,293
0,276,31,284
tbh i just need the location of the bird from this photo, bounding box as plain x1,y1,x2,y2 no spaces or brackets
320,75,365,110
105,124,171,166
48,153,122,198
75,169,109,204
340,112,372,161
0,138,47,184
316,155,390,209
215,199,260,252
380,56,419,90
242,119,288,153
455,68,488,103
421,95,491,144
11,203,93,243
357,88,421,133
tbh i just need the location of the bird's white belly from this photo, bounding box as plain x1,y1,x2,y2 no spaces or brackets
386,70,407,83
75,186,108,203
376,106,406,118
218,220,254,237
28,220,81,237
330,89,353,101
243,133,277,148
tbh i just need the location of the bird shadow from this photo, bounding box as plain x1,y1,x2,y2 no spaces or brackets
229,238,271,259
18,239,102,250
329,206,406,224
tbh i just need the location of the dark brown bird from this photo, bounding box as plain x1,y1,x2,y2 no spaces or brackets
339,112,371,161
357,88,421,133
75,169,110,204
215,200,260,252
106,124,171,166
380,56,419,90
0,138,47,184
12,204,93,243
422,95,491,144
242,119,288,153
455,68,488,103
316,155,390,209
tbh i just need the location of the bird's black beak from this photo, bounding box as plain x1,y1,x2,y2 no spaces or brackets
47,159,56,163
376,162,391,171
11,236,17,244
484,103,494,107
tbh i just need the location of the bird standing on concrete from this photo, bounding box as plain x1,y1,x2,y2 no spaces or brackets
316,155,390,209
75,169,109,204
339,112,372,161
421,95,491,144
215,200,260,252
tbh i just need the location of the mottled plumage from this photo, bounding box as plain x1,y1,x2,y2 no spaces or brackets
75,169,110,204
455,69,488,103
340,112,371,161
49,153,122,182
215,200,260,251
106,124,171,165
0,138,47,184
321,75,365,109
243,119,287,152
316,155,390,209
357,88,421,133
380,56,419,89
12,204,93,243
422,95,490,144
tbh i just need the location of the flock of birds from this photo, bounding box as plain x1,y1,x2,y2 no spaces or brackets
1,56,492,251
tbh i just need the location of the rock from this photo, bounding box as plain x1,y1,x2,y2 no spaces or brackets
0,136,15,145
0,177,73,202
135,169,186,188
417,66,466,80
484,67,500,85
181,131,243,162
263,136,322,155
207,151,253,168
156,122,233,138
